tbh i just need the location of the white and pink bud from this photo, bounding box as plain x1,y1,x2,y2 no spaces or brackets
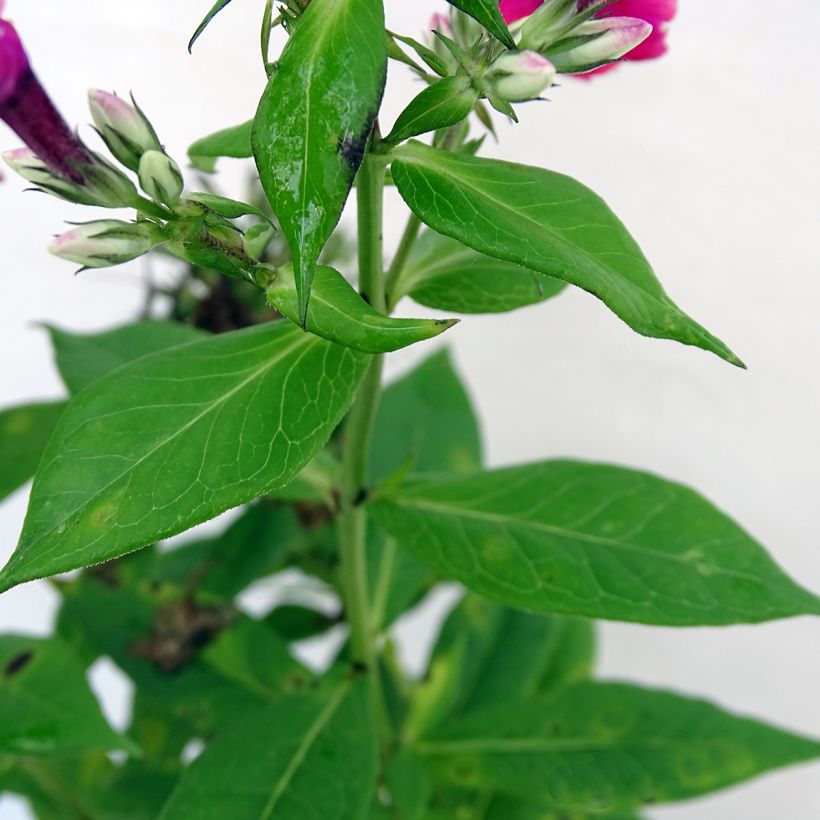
48,220,155,269
486,50,556,102
88,90,162,172
547,17,653,73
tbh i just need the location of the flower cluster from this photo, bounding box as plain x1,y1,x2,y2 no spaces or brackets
500,0,677,76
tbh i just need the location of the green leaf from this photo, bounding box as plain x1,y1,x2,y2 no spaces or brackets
416,682,820,810
150,502,303,601
46,321,205,395
0,401,66,502
371,461,820,626
392,142,742,366
428,790,641,819
252,0,387,325
185,192,271,222
188,0,236,52
386,750,431,820
0,754,178,820
0,636,129,755
201,617,314,700
385,77,480,145
159,678,377,820
188,120,253,172
406,595,594,740
0,322,367,593
266,263,458,353
486,798,642,820
396,229,567,314
56,571,276,738
446,0,516,48
371,349,482,483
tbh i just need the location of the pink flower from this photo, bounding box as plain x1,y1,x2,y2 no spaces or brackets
0,17,92,181
499,0,678,71
499,0,542,24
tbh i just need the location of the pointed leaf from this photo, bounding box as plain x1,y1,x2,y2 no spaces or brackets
159,678,377,820
0,401,66,502
252,0,387,324
46,321,205,395
396,229,566,314
189,0,236,52
417,683,820,810
0,636,129,755
0,322,366,593
392,142,742,365
446,0,516,48
266,263,458,353
188,120,253,172
371,461,820,625
385,77,479,145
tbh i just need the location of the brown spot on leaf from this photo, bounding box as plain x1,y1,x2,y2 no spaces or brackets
4,650,34,678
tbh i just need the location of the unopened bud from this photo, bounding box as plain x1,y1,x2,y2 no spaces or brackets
48,220,155,269
518,0,577,50
88,90,161,171
138,150,183,205
547,17,652,73
3,146,138,208
486,51,556,102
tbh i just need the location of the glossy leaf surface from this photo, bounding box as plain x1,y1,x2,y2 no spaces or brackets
372,461,820,625
392,142,741,365
159,678,377,820
397,229,566,314
385,77,479,144
0,401,66,502
46,321,205,395
0,322,366,592
446,0,516,48
0,636,128,755
266,264,457,353
417,683,820,809
253,0,387,323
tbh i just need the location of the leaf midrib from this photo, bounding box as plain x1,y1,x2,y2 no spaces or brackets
384,494,768,587
259,680,352,820
17,333,313,569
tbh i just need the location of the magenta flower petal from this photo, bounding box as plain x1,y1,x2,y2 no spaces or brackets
500,0,543,24
0,19,92,181
0,19,28,105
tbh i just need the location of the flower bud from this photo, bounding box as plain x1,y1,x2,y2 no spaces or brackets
88,90,161,171
486,51,556,102
547,17,653,73
3,146,138,207
518,0,578,50
138,150,183,205
48,220,155,269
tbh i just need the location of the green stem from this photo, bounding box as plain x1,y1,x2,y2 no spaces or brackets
338,147,391,746
385,212,422,311
133,194,174,223
356,153,387,313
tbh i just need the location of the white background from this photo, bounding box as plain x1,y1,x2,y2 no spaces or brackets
1,1,819,817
